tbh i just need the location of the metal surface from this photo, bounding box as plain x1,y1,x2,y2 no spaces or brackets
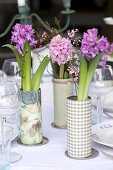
65,148,99,160
17,136,49,146
0,0,75,38
51,122,66,129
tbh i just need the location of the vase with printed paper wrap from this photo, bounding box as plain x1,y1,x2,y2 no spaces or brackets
3,23,50,144
18,90,42,144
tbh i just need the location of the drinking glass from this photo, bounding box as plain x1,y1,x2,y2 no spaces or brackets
0,107,22,164
0,121,12,170
2,58,19,77
0,81,22,163
2,58,21,87
89,65,113,124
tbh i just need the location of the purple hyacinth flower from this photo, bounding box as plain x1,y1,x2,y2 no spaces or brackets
80,28,109,68
11,23,37,54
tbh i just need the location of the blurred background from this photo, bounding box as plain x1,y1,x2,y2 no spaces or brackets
0,0,113,68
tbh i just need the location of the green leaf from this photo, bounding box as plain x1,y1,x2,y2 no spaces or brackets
84,51,104,100
76,49,87,101
22,41,32,91
31,56,50,91
52,62,59,79
2,44,23,72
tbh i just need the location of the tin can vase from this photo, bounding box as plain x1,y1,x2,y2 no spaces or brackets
67,96,92,158
18,89,42,145
53,78,73,128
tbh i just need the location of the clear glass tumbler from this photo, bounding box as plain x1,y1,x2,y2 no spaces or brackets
89,65,113,124
0,124,12,170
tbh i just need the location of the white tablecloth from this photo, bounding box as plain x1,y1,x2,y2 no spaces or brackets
10,81,113,170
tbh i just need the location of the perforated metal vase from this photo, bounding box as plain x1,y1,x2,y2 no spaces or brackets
67,96,92,158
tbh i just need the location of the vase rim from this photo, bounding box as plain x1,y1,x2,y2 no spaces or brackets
32,44,49,53
53,78,73,83
67,96,91,102
19,88,41,93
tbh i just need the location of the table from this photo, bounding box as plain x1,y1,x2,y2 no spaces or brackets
10,80,113,170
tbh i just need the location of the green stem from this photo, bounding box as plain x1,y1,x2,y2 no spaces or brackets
59,64,64,79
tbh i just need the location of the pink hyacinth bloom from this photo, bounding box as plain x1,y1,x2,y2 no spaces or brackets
11,23,37,54
49,34,72,65
80,28,109,68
